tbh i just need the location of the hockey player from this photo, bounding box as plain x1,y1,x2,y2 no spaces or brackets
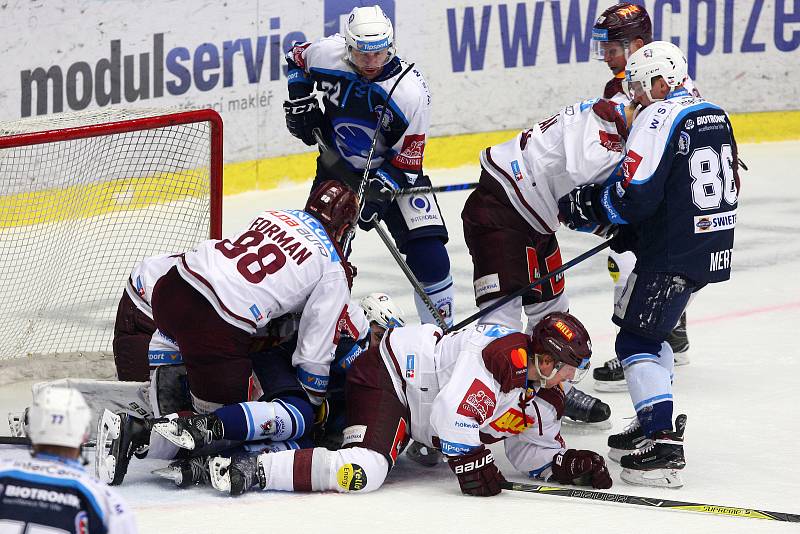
590,3,700,390
461,98,630,429
559,41,739,487
0,386,137,533
283,5,455,327
206,313,612,497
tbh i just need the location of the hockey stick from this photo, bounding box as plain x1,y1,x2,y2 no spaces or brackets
449,240,612,332
371,220,449,330
501,481,800,523
396,182,478,196
312,129,447,331
0,436,31,446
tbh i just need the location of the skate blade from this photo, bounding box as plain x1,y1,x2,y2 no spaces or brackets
152,466,184,485
593,381,629,393
561,418,613,433
620,467,684,488
151,420,197,450
95,409,121,484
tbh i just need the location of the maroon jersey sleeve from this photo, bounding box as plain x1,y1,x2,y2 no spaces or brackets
603,77,624,100
480,333,530,393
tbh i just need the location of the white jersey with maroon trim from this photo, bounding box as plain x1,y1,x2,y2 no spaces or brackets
379,323,565,476
177,209,351,398
480,99,627,234
604,73,700,105
125,253,181,319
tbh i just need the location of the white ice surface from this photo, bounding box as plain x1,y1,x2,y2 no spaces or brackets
2,141,799,533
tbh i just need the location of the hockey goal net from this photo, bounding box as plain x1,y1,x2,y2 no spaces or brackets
0,108,222,383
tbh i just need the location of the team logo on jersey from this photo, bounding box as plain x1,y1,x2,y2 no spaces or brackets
510,159,524,181
135,275,145,298
392,134,426,170
685,119,695,130
490,408,534,434
599,131,623,152
75,511,89,534
678,132,691,155
622,150,643,184
457,379,496,423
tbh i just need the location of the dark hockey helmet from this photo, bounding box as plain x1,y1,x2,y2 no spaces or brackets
530,312,592,382
592,3,653,60
305,180,359,240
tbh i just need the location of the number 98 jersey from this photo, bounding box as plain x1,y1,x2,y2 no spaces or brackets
599,92,739,285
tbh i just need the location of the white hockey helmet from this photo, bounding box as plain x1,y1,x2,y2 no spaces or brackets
625,41,688,102
25,386,91,449
360,292,405,329
344,5,395,65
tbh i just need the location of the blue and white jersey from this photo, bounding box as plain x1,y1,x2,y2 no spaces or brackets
286,35,431,182
0,455,137,534
597,90,738,285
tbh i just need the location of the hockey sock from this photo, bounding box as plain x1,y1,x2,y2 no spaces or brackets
214,396,314,442
405,237,454,326
617,331,674,437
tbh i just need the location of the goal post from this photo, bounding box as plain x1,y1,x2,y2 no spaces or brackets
0,108,223,382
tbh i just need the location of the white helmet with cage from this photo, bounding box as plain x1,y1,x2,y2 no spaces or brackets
25,386,91,449
344,5,395,66
360,292,405,329
625,41,688,102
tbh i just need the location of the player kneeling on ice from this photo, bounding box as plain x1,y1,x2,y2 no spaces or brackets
207,312,611,496
0,387,138,533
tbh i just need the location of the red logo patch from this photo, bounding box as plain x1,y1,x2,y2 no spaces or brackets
391,134,426,170
623,149,643,185
599,130,623,152
390,418,407,464
457,379,496,423
545,247,565,296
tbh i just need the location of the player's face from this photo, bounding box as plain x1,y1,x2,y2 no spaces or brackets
369,322,387,344
350,48,390,80
599,41,628,75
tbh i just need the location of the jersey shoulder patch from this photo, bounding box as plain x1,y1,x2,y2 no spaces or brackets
481,333,529,393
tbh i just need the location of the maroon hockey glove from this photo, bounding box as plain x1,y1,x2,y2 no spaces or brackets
551,449,612,489
447,446,506,497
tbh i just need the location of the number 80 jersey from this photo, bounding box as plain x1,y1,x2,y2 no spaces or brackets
177,209,351,335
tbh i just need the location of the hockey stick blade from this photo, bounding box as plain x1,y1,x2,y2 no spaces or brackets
450,240,612,332
0,435,97,448
501,481,800,523
396,182,478,196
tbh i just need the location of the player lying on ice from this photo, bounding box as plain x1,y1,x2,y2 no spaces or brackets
151,312,612,497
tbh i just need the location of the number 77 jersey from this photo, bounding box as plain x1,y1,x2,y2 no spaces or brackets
601,93,739,285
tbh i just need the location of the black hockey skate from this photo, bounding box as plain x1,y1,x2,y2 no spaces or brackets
562,387,612,431
152,456,211,488
667,312,690,365
95,409,153,485
152,413,224,450
620,414,687,488
406,440,443,467
593,357,627,392
209,454,263,495
607,417,649,463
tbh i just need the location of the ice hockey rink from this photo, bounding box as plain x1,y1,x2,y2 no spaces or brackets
1,140,799,533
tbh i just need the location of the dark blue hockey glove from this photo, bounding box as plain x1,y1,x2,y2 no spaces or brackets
558,184,608,230
283,95,323,146
358,169,400,231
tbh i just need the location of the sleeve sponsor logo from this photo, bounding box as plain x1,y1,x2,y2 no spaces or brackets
391,133,426,170
480,324,517,338
510,347,528,369
599,130,623,152
249,304,264,321
694,209,737,233
510,159,524,181
622,149,643,185
405,353,415,378
489,407,534,434
439,439,479,455
457,379,496,423
337,463,368,491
